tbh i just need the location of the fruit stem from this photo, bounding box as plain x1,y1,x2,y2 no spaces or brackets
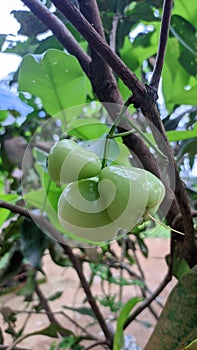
118,116,168,163
102,101,130,168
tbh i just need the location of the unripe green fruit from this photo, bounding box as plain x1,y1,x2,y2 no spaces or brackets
58,179,117,242
58,165,165,243
47,139,102,186
100,166,165,224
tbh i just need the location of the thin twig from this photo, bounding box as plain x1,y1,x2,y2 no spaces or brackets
150,0,174,90
35,284,70,336
0,201,113,346
123,271,172,329
109,14,120,52
62,244,113,345
83,340,109,350
21,0,91,77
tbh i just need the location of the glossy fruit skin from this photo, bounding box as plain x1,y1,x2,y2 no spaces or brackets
47,139,102,186
58,179,117,242
100,166,165,224
58,165,165,243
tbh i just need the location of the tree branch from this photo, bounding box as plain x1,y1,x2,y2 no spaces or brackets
150,0,174,90
50,0,146,95
123,271,172,330
34,283,70,336
78,0,122,104
21,0,91,77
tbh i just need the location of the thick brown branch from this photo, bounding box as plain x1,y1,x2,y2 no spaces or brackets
139,100,195,264
21,0,91,77
50,0,146,94
78,0,122,104
150,0,174,90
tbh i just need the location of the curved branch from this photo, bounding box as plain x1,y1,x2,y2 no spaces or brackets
123,272,172,330
21,0,91,77
50,0,146,94
150,0,174,90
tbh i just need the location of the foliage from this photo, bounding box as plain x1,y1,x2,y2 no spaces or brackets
0,0,197,349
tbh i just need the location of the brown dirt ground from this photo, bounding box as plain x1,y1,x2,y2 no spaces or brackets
0,238,177,350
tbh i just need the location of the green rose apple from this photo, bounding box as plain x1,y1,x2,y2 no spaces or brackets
58,179,118,242
57,165,165,243
99,166,165,225
47,139,102,186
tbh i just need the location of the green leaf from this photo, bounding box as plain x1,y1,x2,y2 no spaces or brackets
63,305,96,319
170,15,197,56
162,38,197,110
33,147,48,171
0,34,6,50
145,266,197,350
0,248,24,287
48,291,63,301
20,219,49,269
166,252,190,280
0,327,4,344
0,110,8,122
48,242,71,267
172,0,197,30
18,49,91,116
67,117,109,140
179,49,197,76
113,297,142,350
109,275,144,287
0,193,19,226
166,122,197,142
170,15,197,76
80,137,120,165
23,323,71,339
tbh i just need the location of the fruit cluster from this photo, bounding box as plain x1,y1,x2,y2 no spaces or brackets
47,139,165,243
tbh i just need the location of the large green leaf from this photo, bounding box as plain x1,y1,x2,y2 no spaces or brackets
170,15,197,76
166,122,197,142
172,0,197,29
145,265,197,350
162,38,197,111
20,219,49,269
0,193,20,226
18,49,91,116
113,297,142,350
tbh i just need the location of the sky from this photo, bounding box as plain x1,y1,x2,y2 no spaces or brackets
0,0,25,79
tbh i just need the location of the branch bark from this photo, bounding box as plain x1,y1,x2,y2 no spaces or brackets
50,0,146,94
